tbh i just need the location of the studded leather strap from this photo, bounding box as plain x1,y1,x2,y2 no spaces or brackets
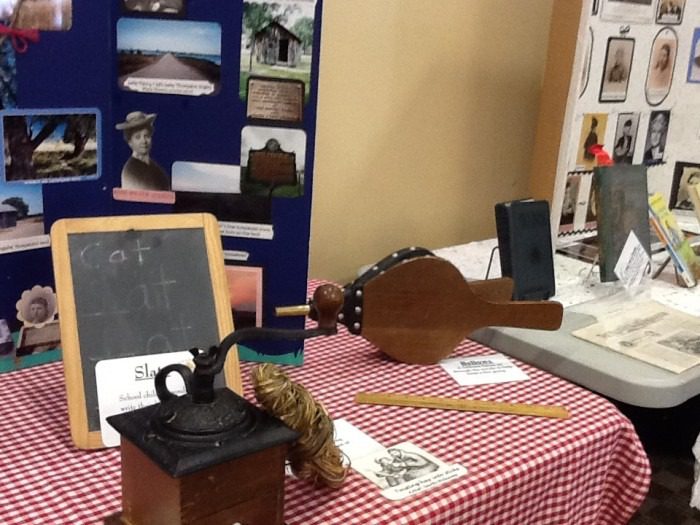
338,247,434,335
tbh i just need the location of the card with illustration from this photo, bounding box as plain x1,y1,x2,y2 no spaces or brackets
117,18,221,96
351,442,467,501
1,108,100,184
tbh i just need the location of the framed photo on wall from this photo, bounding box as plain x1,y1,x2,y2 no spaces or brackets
645,28,677,106
599,38,634,102
655,0,685,25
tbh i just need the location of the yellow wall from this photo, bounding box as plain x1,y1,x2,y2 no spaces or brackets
309,0,554,282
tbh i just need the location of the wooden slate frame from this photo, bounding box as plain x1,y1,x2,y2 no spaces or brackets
51,213,240,449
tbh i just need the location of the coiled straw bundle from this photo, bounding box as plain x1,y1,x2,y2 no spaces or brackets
251,363,347,488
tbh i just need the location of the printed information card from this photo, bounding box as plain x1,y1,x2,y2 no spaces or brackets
439,354,529,386
95,351,192,447
333,419,467,500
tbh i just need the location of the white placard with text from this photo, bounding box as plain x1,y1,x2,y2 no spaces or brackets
95,351,192,447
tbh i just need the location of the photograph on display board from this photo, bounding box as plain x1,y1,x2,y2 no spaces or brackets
122,0,185,16
575,113,608,170
224,265,263,330
171,161,271,226
6,0,71,31
0,181,45,252
612,113,640,164
1,109,100,184
599,38,634,102
645,28,677,106
643,110,670,165
655,0,685,25
669,162,700,212
117,18,221,97
601,0,654,23
240,0,316,103
171,161,240,194
559,174,581,232
687,28,700,83
113,110,175,205
241,125,306,198
115,111,168,191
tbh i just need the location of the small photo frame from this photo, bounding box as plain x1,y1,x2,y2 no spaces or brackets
687,28,700,84
643,110,670,165
612,113,640,164
669,162,700,212
655,0,684,24
1,108,101,184
122,0,185,16
645,28,677,106
599,38,634,102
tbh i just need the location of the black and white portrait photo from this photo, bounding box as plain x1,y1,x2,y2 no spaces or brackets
16,285,56,328
669,162,700,212
600,38,634,102
645,29,677,106
612,113,639,164
115,111,169,192
643,110,670,165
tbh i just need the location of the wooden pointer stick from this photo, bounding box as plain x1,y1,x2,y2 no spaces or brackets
355,392,570,420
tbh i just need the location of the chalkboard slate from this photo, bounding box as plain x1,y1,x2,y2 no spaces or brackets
51,214,238,449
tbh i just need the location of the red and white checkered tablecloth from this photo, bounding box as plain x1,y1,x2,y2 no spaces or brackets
0,283,650,525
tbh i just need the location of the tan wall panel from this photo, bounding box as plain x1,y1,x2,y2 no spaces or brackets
310,0,554,281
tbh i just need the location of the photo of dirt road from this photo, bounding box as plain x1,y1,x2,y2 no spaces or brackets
117,18,221,96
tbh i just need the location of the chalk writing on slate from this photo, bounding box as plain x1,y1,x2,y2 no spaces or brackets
67,228,220,431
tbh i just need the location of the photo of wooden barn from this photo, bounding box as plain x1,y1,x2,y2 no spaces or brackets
254,21,302,68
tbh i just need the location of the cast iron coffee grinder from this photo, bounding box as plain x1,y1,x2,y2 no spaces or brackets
106,284,343,525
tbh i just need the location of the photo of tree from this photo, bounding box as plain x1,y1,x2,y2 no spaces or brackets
2,110,99,183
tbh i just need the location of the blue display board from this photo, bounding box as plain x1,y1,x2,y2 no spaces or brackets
0,0,323,368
